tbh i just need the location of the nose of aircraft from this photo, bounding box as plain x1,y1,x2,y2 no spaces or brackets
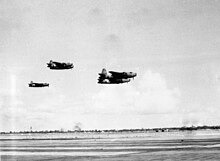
133,73,137,77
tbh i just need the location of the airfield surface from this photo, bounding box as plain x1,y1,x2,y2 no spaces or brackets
1,130,220,161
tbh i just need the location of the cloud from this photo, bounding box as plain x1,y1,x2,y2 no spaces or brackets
89,70,181,115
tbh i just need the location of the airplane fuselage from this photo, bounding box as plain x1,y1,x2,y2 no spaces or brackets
48,65,73,70
98,69,136,84
29,82,49,87
98,72,137,79
47,61,74,70
98,78,131,84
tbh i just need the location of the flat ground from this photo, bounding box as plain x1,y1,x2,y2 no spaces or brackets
1,131,220,161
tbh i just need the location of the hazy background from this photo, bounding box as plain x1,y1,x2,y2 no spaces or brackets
1,0,220,131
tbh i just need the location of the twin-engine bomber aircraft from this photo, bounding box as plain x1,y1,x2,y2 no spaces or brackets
47,60,74,70
29,60,73,88
98,68,137,84
29,81,49,87
30,63,136,87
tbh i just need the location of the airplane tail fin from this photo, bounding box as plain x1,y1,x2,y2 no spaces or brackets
101,68,107,76
47,60,52,64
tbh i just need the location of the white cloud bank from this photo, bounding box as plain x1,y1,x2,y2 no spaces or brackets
90,70,181,115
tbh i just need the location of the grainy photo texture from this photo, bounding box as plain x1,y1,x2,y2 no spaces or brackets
1,0,220,160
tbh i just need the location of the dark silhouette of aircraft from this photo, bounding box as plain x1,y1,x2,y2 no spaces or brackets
98,68,137,84
29,81,49,87
47,60,74,70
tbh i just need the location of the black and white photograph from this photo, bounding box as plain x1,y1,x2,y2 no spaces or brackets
1,0,220,160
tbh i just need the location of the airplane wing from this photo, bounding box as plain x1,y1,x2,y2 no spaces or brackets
109,71,125,77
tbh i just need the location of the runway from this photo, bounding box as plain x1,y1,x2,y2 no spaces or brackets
1,130,220,160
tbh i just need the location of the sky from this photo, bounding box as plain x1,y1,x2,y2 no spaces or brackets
1,0,220,131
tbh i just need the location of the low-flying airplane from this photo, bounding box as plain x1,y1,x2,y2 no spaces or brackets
47,60,74,70
29,81,49,87
98,68,137,84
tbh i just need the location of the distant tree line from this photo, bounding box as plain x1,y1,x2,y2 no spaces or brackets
1,125,220,134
